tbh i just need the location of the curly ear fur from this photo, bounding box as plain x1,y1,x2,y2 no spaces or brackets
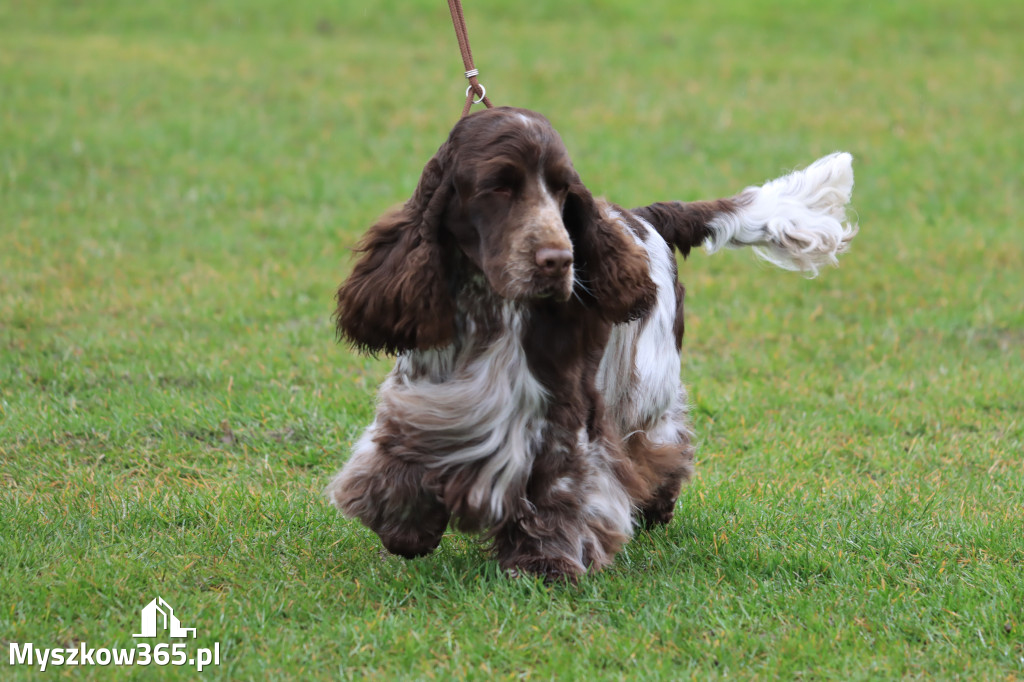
335,147,457,354
563,183,657,323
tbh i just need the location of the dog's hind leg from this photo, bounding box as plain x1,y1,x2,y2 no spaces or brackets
626,397,696,528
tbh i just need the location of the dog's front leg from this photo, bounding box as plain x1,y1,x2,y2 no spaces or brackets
493,509,590,583
326,426,450,559
489,443,597,582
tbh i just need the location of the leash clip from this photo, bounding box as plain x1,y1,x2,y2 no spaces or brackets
465,83,487,104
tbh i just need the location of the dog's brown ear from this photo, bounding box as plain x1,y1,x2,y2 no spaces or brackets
563,182,657,323
335,145,457,354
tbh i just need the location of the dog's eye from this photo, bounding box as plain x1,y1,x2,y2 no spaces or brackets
548,179,570,195
490,186,513,197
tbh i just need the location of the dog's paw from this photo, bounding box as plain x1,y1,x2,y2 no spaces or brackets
379,527,445,559
505,556,586,584
638,504,675,529
637,479,682,528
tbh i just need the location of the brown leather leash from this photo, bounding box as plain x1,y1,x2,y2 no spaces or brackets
447,0,494,117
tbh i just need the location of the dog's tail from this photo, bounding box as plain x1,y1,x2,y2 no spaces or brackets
632,152,857,276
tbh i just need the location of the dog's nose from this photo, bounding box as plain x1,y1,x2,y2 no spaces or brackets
535,248,573,277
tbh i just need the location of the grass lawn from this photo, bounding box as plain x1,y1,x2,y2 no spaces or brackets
2,0,1022,678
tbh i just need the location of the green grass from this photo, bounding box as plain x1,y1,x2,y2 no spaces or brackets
2,0,1022,678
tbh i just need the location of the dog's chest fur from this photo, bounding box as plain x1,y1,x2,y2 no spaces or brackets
385,285,550,527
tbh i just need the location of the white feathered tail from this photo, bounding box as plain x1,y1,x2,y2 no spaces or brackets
633,152,857,276
704,152,857,275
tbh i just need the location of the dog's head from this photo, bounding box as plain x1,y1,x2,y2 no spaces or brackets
336,107,655,354
442,108,577,302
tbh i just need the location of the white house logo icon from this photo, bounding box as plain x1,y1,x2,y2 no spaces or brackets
133,597,197,639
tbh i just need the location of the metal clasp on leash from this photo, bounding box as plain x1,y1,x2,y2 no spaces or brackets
465,69,487,104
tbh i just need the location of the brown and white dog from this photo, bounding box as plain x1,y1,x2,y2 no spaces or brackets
327,107,856,581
